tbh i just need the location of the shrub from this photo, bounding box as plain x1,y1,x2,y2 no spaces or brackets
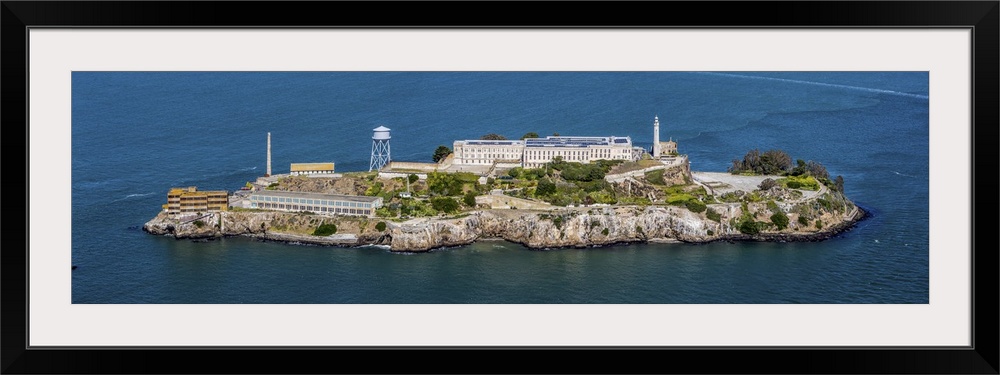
758,178,777,190
427,171,465,196
685,199,707,213
707,229,714,236
480,133,507,140
817,198,832,210
601,228,610,236
770,211,789,230
798,216,809,225
552,216,563,229
667,193,696,205
193,220,205,228
738,218,764,235
313,223,337,236
507,167,522,179
375,221,387,231
645,169,666,185
535,178,557,196
779,175,820,191
706,208,722,222
432,145,453,162
408,174,419,184
430,197,460,213
815,219,823,229
766,200,780,213
463,191,477,207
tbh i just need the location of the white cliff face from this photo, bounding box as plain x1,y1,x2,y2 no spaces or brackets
145,189,864,252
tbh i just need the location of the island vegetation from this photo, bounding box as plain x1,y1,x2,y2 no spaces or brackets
145,146,864,252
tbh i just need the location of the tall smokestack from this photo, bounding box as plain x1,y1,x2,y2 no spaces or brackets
653,116,661,158
266,132,272,176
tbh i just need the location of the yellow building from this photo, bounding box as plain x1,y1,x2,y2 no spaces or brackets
659,139,678,156
290,162,335,176
166,187,228,216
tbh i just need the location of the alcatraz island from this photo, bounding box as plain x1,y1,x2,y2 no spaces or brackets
144,116,866,252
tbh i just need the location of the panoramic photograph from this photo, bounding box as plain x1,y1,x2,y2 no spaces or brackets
71,71,929,304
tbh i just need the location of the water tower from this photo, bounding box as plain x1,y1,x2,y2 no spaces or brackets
369,126,391,171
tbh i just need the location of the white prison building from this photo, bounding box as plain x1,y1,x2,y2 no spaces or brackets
452,136,638,169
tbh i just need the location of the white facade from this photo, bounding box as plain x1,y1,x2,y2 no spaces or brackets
652,116,661,158
453,136,636,169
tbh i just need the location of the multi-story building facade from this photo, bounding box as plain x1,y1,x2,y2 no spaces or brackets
247,190,383,217
452,136,638,169
165,187,228,217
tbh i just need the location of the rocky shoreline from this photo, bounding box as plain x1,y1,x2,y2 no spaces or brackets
143,199,867,252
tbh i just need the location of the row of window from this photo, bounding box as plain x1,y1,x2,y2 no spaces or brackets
250,195,374,208
251,202,371,216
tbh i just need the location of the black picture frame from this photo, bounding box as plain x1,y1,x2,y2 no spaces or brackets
3,1,997,374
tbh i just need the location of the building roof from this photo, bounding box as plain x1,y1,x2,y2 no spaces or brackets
168,187,227,195
458,140,525,146
455,135,633,148
524,136,631,148
290,162,335,171
251,190,381,203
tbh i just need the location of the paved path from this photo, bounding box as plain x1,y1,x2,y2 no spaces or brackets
691,171,825,201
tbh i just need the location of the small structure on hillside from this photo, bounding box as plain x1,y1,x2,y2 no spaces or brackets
290,162,335,176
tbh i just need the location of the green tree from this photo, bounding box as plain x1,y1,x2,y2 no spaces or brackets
729,149,792,175
738,217,763,235
685,199,707,213
770,211,790,230
536,178,556,196
806,161,829,180
432,145,453,163
507,167,522,179
407,174,419,184
375,221,387,231
312,223,337,236
480,133,507,140
463,191,477,207
427,171,465,196
431,197,460,213
759,149,793,175
706,208,722,222
834,175,845,193
520,132,540,140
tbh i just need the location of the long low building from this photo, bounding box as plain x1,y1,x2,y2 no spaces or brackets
247,190,383,217
453,135,639,169
290,162,335,176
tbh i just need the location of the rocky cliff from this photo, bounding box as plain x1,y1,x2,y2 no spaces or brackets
144,189,865,252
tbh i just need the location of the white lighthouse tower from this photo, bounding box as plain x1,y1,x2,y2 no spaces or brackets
652,115,661,158
369,126,391,171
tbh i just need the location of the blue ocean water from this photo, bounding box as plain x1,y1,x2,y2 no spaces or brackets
70,72,929,303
